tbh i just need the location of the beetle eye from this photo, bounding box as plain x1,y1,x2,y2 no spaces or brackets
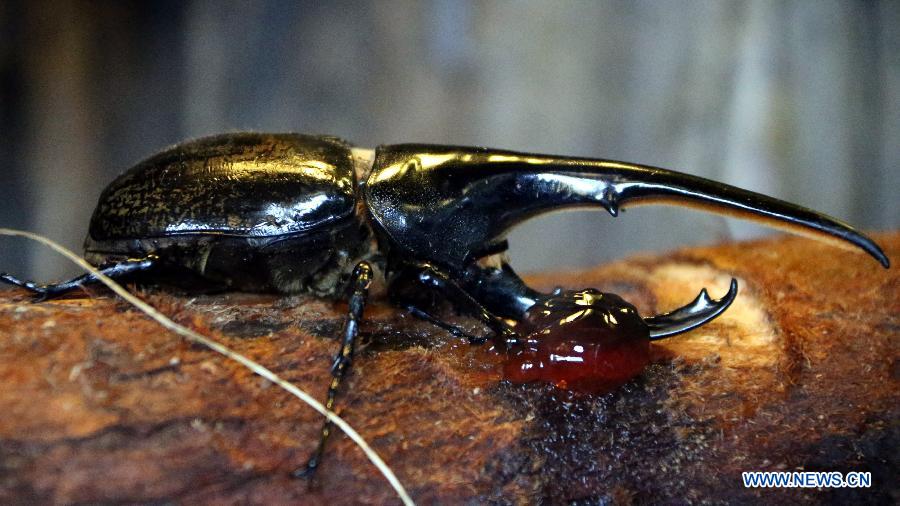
503,289,652,394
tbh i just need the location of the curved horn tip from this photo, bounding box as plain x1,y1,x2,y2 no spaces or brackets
851,232,890,268
875,249,890,269
726,278,738,297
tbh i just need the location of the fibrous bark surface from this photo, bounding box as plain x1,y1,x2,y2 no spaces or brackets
1,233,897,504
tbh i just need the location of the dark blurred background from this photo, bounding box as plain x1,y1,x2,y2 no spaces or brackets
1,0,897,281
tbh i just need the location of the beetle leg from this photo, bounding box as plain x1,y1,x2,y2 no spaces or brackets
294,261,372,479
390,262,518,345
0,255,158,301
403,304,489,344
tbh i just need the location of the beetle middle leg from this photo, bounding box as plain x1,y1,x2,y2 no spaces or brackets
0,255,158,301
294,261,373,478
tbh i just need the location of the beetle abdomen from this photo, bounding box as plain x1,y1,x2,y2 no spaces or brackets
89,133,357,240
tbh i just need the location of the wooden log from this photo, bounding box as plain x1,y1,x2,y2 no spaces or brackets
0,233,897,504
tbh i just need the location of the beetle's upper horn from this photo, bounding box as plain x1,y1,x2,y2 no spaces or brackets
366,145,889,268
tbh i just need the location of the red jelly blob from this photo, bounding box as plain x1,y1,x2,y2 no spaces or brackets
503,289,650,394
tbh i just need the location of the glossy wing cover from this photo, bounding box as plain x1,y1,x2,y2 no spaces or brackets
89,133,358,240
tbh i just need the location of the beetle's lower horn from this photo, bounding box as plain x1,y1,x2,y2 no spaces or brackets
644,279,738,340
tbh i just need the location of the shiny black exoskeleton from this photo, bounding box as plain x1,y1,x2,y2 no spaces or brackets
2,133,889,475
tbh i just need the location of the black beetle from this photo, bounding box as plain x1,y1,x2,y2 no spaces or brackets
1,132,889,476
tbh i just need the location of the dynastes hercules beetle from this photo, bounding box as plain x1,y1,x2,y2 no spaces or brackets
1,133,889,476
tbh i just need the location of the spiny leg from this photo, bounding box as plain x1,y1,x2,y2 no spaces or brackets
294,261,372,478
391,262,517,345
0,255,158,301
404,304,487,344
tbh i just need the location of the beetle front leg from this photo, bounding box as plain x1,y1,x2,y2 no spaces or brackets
389,262,518,345
403,304,488,344
294,261,372,479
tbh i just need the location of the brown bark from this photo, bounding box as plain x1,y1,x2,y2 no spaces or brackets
1,233,897,504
